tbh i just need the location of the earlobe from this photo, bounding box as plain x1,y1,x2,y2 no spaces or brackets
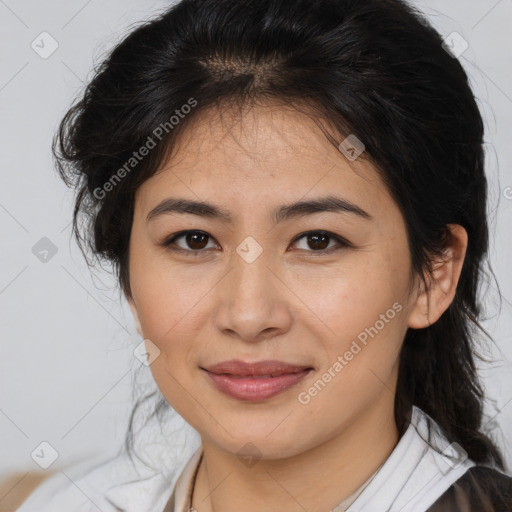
128,298,144,338
407,224,468,330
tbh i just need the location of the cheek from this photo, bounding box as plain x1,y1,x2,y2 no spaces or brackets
129,244,207,343
299,260,408,390
133,280,206,418
297,258,405,339
297,284,405,428
321,287,405,378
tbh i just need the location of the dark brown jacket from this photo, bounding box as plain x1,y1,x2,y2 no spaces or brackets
427,466,512,511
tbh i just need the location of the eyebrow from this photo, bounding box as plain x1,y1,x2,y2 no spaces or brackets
146,195,373,224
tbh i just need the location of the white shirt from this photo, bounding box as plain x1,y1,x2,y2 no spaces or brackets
16,406,478,512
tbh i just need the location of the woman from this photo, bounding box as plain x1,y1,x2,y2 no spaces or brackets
17,0,512,510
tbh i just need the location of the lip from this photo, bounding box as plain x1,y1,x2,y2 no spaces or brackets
201,359,314,402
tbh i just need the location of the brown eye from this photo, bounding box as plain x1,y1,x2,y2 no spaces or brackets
163,230,217,253
184,231,210,250
162,229,351,256
291,231,350,253
306,233,330,250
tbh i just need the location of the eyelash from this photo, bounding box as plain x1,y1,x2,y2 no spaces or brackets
160,230,352,256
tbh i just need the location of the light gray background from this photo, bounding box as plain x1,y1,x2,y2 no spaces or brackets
1,0,511,494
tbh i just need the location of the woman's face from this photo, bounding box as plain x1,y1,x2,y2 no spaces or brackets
127,104,422,459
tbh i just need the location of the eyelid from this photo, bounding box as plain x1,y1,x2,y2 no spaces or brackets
162,230,219,254
161,229,352,254
290,230,353,252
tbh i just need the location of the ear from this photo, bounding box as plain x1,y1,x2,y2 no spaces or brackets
407,224,468,329
127,298,144,338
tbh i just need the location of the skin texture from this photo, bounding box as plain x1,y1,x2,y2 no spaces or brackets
127,103,468,512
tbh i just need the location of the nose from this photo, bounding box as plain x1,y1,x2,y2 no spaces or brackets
213,249,293,344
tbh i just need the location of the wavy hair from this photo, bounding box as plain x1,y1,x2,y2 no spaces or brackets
53,0,505,469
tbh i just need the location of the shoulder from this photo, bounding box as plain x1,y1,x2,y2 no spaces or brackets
15,444,199,512
16,414,202,511
15,450,148,512
427,465,512,512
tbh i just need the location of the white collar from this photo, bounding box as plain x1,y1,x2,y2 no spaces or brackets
348,405,475,511
102,412,201,512
16,406,478,512
104,406,475,512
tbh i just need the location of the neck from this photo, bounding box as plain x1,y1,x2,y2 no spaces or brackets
192,393,400,512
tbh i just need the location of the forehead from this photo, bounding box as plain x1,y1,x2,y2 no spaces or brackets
135,102,391,219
